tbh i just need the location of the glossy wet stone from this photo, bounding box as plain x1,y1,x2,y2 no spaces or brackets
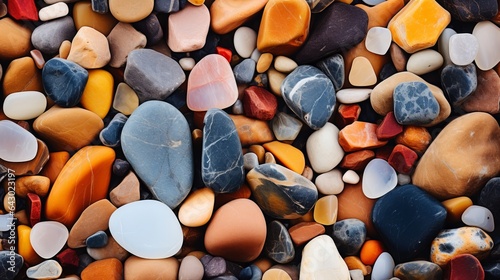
441,63,477,107
230,115,275,146
26,260,62,279
99,113,128,147
239,264,262,280
300,235,350,280
125,256,179,279
112,82,139,115
80,258,123,280
483,262,500,279
67,26,111,69
87,235,129,261
314,195,338,226
441,0,498,22
265,220,295,264
210,0,267,34
234,58,256,84
339,122,388,152
262,141,305,174
473,21,500,71
86,231,108,248
31,16,75,55
306,122,344,173
8,0,38,21
316,53,344,91
168,3,210,52
332,219,366,256
394,260,442,280
462,205,495,232
42,58,88,108
80,69,114,118
3,56,43,96
178,187,214,227
446,254,484,280
271,112,303,142
393,81,439,125
0,120,38,162
0,139,49,176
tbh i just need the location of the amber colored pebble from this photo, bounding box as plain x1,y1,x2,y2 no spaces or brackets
81,258,123,280
178,187,215,227
338,121,388,152
442,196,473,224
80,69,114,119
313,195,338,226
210,0,268,34
337,182,377,237
335,104,361,129
0,139,50,176
253,257,274,273
59,40,72,59
360,240,384,266
262,141,305,174
249,145,266,164
395,125,432,154
288,222,326,246
27,193,42,227
15,175,50,198
39,151,70,185
73,2,118,36
18,225,43,266
214,184,251,209
257,53,274,73
0,18,32,60
124,256,179,280
340,150,375,171
2,56,43,96
344,256,369,275
230,115,275,146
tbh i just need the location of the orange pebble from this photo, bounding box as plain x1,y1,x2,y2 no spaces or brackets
17,225,42,266
263,141,305,174
360,240,384,266
338,121,388,152
39,151,70,185
395,125,432,154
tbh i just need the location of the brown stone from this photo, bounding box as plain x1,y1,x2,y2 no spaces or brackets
340,150,375,171
461,69,500,114
0,139,49,176
109,0,154,23
109,171,140,207
337,182,377,237
59,40,71,59
87,236,129,262
210,0,268,34
124,256,179,280
39,151,70,185
0,18,32,60
249,145,266,164
288,222,325,246
15,175,50,198
229,114,275,146
214,184,252,209
390,42,408,72
2,56,43,96
73,1,117,36
80,258,123,280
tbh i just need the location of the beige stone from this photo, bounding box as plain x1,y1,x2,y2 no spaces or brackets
109,171,140,207
178,187,215,227
210,0,269,34
349,56,377,86
15,176,50,198
107,22,147,68
124,256,179,280
67,26,111,69
178,255,204,280
109,0,154,23
59,40,71,59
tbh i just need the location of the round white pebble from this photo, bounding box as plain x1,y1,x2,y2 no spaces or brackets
362,158,397,199
179,57,196,71
336,88,372,104
473,21,500,71
30,221,68,259
315,169,344,195
243,152,259,170
39,2,69,21
3,91,47,120
371,252,395,280
274,56,298,73
234,26,257,58
306,123,344,173
397,173,411,185
407,49,444,75
461,205,495,232
365,27,392,55
342,170,360,184
449,33,479,66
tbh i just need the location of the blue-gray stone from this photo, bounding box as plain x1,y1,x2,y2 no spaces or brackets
154,0,179,13
76,253,93,275
132,14,164,46
91,0,109,13
124,49,186,103
100,113,128,147
372,184,447,263
31,16,76,55
233,59,256,84
441,63,477,107
393,81,440,125
0,251,23,280
239,265,262,280
42,58,88,107
332,218,366,256
121,101,193,209
281,65,336,130
85,231,108,248
265,220,295,264
316,53,344,91
202,109,244,193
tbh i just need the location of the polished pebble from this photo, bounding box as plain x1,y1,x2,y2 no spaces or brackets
30,221,68,259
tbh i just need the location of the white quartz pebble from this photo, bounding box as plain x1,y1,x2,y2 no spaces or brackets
306,122,344,173
0,120,38,162
473,21,500,71
26,260,62,279
365,27,392,55
461,205,495,232
372,252,395,280
250,48,261,62
438,28,457,66
349,269,364,280
179,57,196,71
407,49,444,75
274,56,298,73
362,158,397,199
234,26,257,58
342,170,360,184
30,221,68,259
449,33,479,66
39,2,69,21
3,91,47,120
300,235,350,280
336,88,371,104
315,169,344,195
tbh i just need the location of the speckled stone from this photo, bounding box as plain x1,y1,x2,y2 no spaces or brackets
42,58,88,108
393,81,440,125
281,65,336,130
332,219,366,256
265,220,295,264
316,53,344,91
441,63,477,107
31,16,76,55
394,261,442,280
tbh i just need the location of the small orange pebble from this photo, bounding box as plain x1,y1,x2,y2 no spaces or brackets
395,125,432,154
253,257,274,273
288,221,325,246
360,239,384,266
262,141,305,174
249,145,266,164
39,151,70,185
441,196,473,224
338,121,388,152
344,256,369,275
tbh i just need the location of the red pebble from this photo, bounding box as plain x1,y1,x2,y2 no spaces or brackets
376,111,403,140
335,104,361,128
56,248,80,269
243,86,278,121
26,193,41,227
446,254,484,280
340,150,375,171
8,0,39,21
216,46,232,63
388,144,418,174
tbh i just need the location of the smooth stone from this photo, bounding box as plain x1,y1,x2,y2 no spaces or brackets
438,28,456,66
33,106,103,152
274,56,298,73
99,113,127,147
178,187,214,227
388,144,418,174
441,0,498,22
390,42,407,72
315,169,344,195
244,152,259,170
365,27,392,55
294,2,368,64
109,0,153,22
265,220,295,264
45,147,115,227
132,13,164,46
449,33,479,66
271,112,302,142
262,141,305,174
262,266,296,280
87,236,129,261
86,231,108,248
447,254,484,280
107,22,147,68
349,56,377,86
0,139,49,176
59,40,71,59
314,195,338,226
179,255,204,280
27,192,43,226
187,54,238,111
67,26,111,69
18,224,42,266
8,0,38,20
395,125,432,155
316,54,344,90
257,53,273,73
393,81,439,125
30,221,68,259
80,69,113,118
333,218,366,256
168,4,210,52
109,200,182,259
307,0,335,13
371,252,395,280
109,172,140,207
121,101,193,208
300,235,350,280
0,120,38,162
0,18,32,60
112,82,139,115
92,0,109,13
462,205,495,232
345,257,368,276
360,239,385,266
430,227,493,266
406,49,444,75
2,56,43,96
39,2,69,21
441,63,477,106
338,121,388,152
239,265,262,280
483,262,500,279
210,0,267,34
203,256,227,277
473,21,500,71
234,26,257,58
461,69,500,114
154,0,179,13
26,260,62,279
247,163,317,219
306,122,344,173
230,115,275,146
243,86,277,121
80,258,123,280
281,65,336,130
31,16,76,55
124,256,179,280
112,158,131,177
394,261,442,280
179,57,196,71
0,251,23,280
73,2,117,36
267,66,286,95
0,213,15,231
442,196,474,224
42,58,88,107
349,269,364,280
234,59,256,84
478,177,500,237
289,221,326,246
336,88,371,104
205,199,266,262
413,112,500,199
125,49,185,102
372,185,447,263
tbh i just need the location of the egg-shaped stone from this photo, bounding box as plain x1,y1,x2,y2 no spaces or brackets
3,91,47,120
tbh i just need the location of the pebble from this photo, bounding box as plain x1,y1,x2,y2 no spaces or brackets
3,56,43,95
0,18,31,60
234,58,256,84
274,56,298,73
441,63,477,107
300,235,350,280
39,2,69,21
257,53,273,73
107,22,147,68
42,58,88,108
99,113,128,147
243,86,277,121
314,195,338,226
365,27,392,55
108,0,153,23
473,21,500,71
393,81,440,125
462,205,495,232
168,4,210,52
85,231,108,248
340,150,375,171
396,125,432,154
262,141,305,174
154,0,179,13
112,82,139,115
342,170,360,184
243,152,259,170
80,258,123,280
371,252,395,280
79,69,113,118
442,196,473,224
448,33,479,66
210,0,267,34
349,56,377,86
388,144,418,174
87,236,129,261
345,257,368,276
394,261,442,280
483,262,500,279
230,115,275,146
407,49,444,76
92,0,109,13
315,169,344,195
31,16,76,55
132,14,163,46
265,220,295,264
26,260,62,279
18,224,42,266
67,26,111,69
179,57,196,71
8,0,38,21
336,88,372,104
0,120,38,162
332,219,366,256
179,255,204,280
446,254,484,280
30,221,68,259
0,251,23,280
306,122,344,173
376,111,403,140
234,26,257,58
337,182,377,237
109,171,140,207
178,187,214,227
73,2,117,36
461,69,500,114
441,0,498,22
271,112,303,142
239,264,262,280
316,53,344,91
124,256,179,280
339,121,388,152
0,139,49,176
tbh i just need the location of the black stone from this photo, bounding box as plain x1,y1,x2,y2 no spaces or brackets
332,218,366,256
478,177,500,243
190,32,220,62
441,63,477,107
316,53,344,91
154,0,179,13
440,0,498,22
132,14,164,46
91,0,109,13
85,231,108,248
112,159,130,177
264,220,295,263
379,63,397,81
484,262,500,280
0,251,23,280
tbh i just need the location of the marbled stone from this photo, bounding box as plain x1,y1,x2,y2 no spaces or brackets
265,220,295,264
441,0,498,22
0,251,23,280
306,122,344,173
0,120,38,162
124,49,185,102
99,113,128,147
42,58,88,108
243,86,277,121
307,0,335,13
132,14,163,46
210,0,267,34
372,184,447,263
86,231,108,248
121,101,193,208
332,219,366,256
483,262,500,279
441,63,477,107
446,254,484,280
473,21,500,71
239,265,262,280
393,81,440,125
26,260,62,279
168,4,210,52
109,171,140,207
271,112,303,142
234,58,256,84
461,69,500,114
0,18,32,60
281,65,336,130
247,163,318,219
109,0,153,23
338,121,388,152
31,16,76,55
394,261,442,280
316,53,344,91
396,125,432,154
30,221,68,259
300,235,350,280
107,23,147,68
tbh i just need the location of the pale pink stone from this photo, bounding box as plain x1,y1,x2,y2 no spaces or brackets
187,54,238,111
168,4,210,52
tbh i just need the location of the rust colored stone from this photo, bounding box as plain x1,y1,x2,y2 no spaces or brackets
340,150,375,171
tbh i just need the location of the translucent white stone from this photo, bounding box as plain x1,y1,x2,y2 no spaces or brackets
461,205,495,232
362,159,397,199
407,49,444,75
372,252,395,280
30,221,69,259
0,214,15,231
342,170,360,184
438,28,457,66
449,33,479,66
112,82,139,116
349,269,364,280
3,91,47,120
306,122,344,173
0,120,38,162
234,26,257,58
473,21,500,71
39,2,69,21
109,200,183,259
365,27,392,55
179,57,196,71
271,112,303,142
26,260,62,279
397,173,411,185
336,88,372,104
315,169,344,195
274,56,298,73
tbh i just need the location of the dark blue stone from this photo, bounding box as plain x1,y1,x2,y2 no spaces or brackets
91,0,109,13
154,0,179,13
239,265,262,280
85,231,108,248
484,262,500,280
316,53,344,91
132,14,164,46
265,220,295,263
42,58,88,107
76,253,94,275
202,109,244,193
478,177,500,242
441,0,498,22
164,88,187,111
100,113,128,147
371,184,447,263
393,81,440,125
31,16,76,54
379,63,397,81
0,251,23,280
332,218,366,256
121,101,193,208
281,65,336,130
233,59,256,84
112,159,130,177
441,63,477,107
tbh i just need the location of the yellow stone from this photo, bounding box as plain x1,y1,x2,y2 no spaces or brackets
441,196,473,224
313,195,338,226
178,188,215,227
59,40,72,59
388,0,451,53
112,82,139,116
257,53,274,73
18,225,42,266
263,141,305,174
349,56,377,86
73,2,118,36
80,69,114,119
109,0,154,23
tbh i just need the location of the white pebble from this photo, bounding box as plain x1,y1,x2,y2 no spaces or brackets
306,123,344,173
438,28,457,66
3,91,47,120
362,159,397,199
250,48,261,62
0,214,15,231
349,269,364,280
336,88,371,104
371,252,395,280
234,26,257,58
461,205,495,232
406,49,444,75
243,152,259,170
179,57,195,71
274,56,298,73
473,21,500,71
449,33,479,66
397,173,411,185
342,170,360,184
365,27,392,55
39,2,69,21
315,169,344,195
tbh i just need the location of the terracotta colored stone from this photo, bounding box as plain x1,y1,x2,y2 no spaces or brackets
81,258,123,280
263,141,305,174
39,151,70,185
8,0,38,21
26,193,42,227
257,0,311,55
335,104,361,129
109,171,140,207
210,0,269,34
0,18,32,60
376,111,403,140
214,184,252,209
339,150,375,171
446,254,484,280
216,46,232,63
395,125,431,154
45,147,115,227
73,2,117,36
288,222,325,246
0,139,50,176
338,121,388,152
243,86,278,121
388,0,451,53
388,144,418,174
461,69,500,114
18,225,43,266
442,196,474,224
80,69,114,118
229,115,275,146
375,144,394,161
87,236,129,261
15,176,50,198
344,256,369,275
337,182,377,237
59,40,71,59
178,187,215,227
124,256,179,280
2,57,43,96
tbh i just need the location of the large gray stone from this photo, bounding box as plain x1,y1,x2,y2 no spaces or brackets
31,16,76,54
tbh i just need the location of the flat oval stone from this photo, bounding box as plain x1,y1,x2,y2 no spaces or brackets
473,21,500,71
300,235,350,280
394,261,442,280
109,0,153,23
314,195,338,226
86,231,108,248
336,88,371,104
271,112,303,142
441,63,477,107
306,122,344,173
39,2,69,21
26,260,62,279
30,221,68,259
187,54,238,111
332,218,366,256
0,18,32,60
124,256,179,279
3,91,47,120
67,26,111,69
202,109,244,193
234,26,257,58
0,251,23,280
461,205,495,232
168,4,210,52
109,200,183,259
178,187,215,227
246,163,318,219
0,120,38,162
31,16,75,55
393,81,440,125
265,220,295,264
316,54,344,91
121,101,193,209
407,49,444,75
179,255,204,280
42,58,88,107
274,56,298,73
371,252,395,280
281,65,336,130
